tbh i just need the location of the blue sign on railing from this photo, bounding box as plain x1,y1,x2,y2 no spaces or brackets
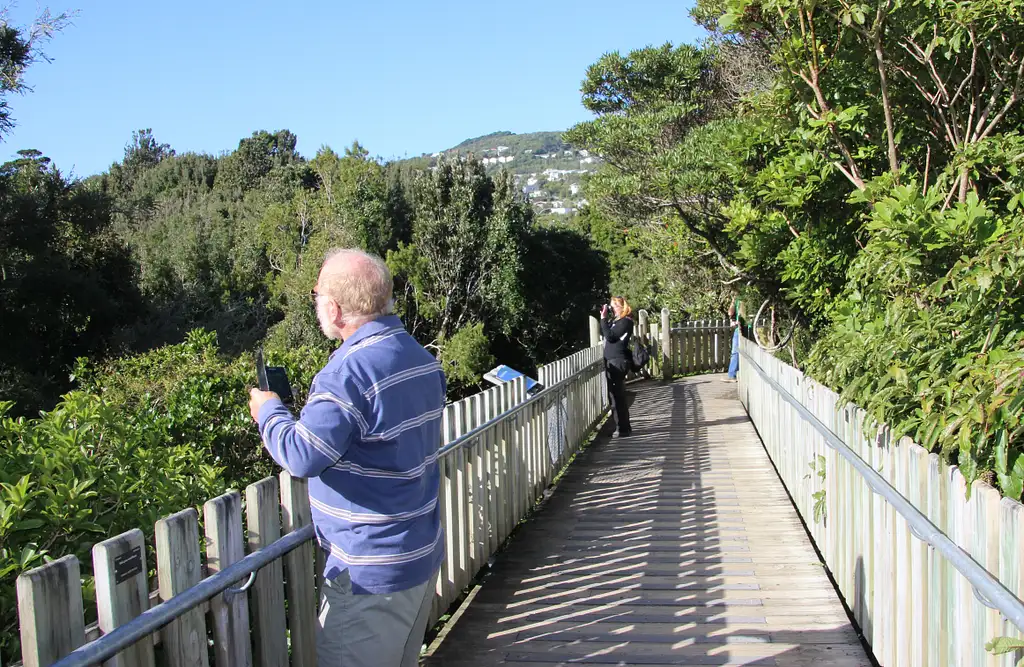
483,365,543,394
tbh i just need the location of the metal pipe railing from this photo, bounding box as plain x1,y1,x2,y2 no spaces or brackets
50,524,316,667
741,348,1024,633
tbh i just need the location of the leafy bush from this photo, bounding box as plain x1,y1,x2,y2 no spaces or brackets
75,329,328,488
0,329,328,663
0,392,225,663
807,185,1024,500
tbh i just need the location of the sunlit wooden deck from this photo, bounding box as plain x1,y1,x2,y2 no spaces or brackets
424,375,872,667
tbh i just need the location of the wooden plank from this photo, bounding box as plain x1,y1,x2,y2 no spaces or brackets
484,389,499,558
16,555,86,667
894,437,911,667
280,473,317,667
999,497,1024,667
155,508,209,667
971,481,1002,667
949,467,970,666
927,453,948,666
93,528,156,667
471,394,488,570
204,491,253,667
453,402,471,591
907,444,929,667
246,476,288,667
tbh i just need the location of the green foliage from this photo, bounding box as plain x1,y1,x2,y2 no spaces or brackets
518,221,609,360
0,150,142,415
0,392,226,662
985,636,1024,666
75,329,327,488
0,9,73,137
439,323,495,390
806,191,1024,499
805,455,827,524
565,44,752,318
390,155,529,344
566,0,1024,503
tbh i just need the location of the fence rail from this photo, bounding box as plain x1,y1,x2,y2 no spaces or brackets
14,343,609,667
739,337,1024,667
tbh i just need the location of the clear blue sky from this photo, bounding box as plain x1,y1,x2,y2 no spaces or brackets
5,0,702,177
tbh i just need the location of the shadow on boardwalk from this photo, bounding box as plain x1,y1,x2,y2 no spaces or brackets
424,376,873,667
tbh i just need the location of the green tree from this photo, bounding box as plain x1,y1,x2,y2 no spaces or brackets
389,156,529,346
0,8,73,137
0,151,141,414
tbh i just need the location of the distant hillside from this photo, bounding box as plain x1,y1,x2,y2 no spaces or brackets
407,131,602,218
433,131,596,175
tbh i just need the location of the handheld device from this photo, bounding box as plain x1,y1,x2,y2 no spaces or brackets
255,348,294,404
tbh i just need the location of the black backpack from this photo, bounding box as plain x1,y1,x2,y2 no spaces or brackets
629,335,651,372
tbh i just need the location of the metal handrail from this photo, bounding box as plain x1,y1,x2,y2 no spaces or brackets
740,348,1024,633
50,524,316,667
437,356,605,458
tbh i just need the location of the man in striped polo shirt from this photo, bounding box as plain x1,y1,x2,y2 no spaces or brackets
248,248,445,667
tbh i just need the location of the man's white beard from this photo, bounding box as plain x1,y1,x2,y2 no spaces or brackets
316,301,342,341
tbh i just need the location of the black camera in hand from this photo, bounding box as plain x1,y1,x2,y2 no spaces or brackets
255,348,294,405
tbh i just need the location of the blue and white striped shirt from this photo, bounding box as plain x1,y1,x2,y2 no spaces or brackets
257,315,446,594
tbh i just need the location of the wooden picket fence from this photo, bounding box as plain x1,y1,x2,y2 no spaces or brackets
13,343,608,667
739,337,1024,667
592,309,732,381
15,473,318,667
648,308,732,378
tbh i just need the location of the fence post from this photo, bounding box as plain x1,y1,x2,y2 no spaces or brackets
93,529,156,667
589,316,601,347
280,473,317,667
638,309,649,341
16,555,86,667
246,477,288,667
661,308,671,380
650,322,660,377
203,491,253,667
155,509,209,667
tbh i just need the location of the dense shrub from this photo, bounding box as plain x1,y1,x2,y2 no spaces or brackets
0,330,328,663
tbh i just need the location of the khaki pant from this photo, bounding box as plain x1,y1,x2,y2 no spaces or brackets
317,568,438,667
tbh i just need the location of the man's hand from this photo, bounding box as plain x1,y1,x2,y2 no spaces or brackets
249,388,280,422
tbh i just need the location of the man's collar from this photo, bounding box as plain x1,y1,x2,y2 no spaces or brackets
332,314,403,358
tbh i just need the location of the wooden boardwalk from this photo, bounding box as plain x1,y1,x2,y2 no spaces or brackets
425,375,872,667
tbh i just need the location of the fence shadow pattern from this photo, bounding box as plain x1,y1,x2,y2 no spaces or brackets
425,376,871,666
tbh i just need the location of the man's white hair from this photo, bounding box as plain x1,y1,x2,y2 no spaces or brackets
319,248,393,325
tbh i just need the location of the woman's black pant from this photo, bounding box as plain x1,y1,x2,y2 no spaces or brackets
605,359,631,434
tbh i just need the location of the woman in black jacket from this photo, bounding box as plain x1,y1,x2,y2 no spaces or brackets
600,296,634,437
